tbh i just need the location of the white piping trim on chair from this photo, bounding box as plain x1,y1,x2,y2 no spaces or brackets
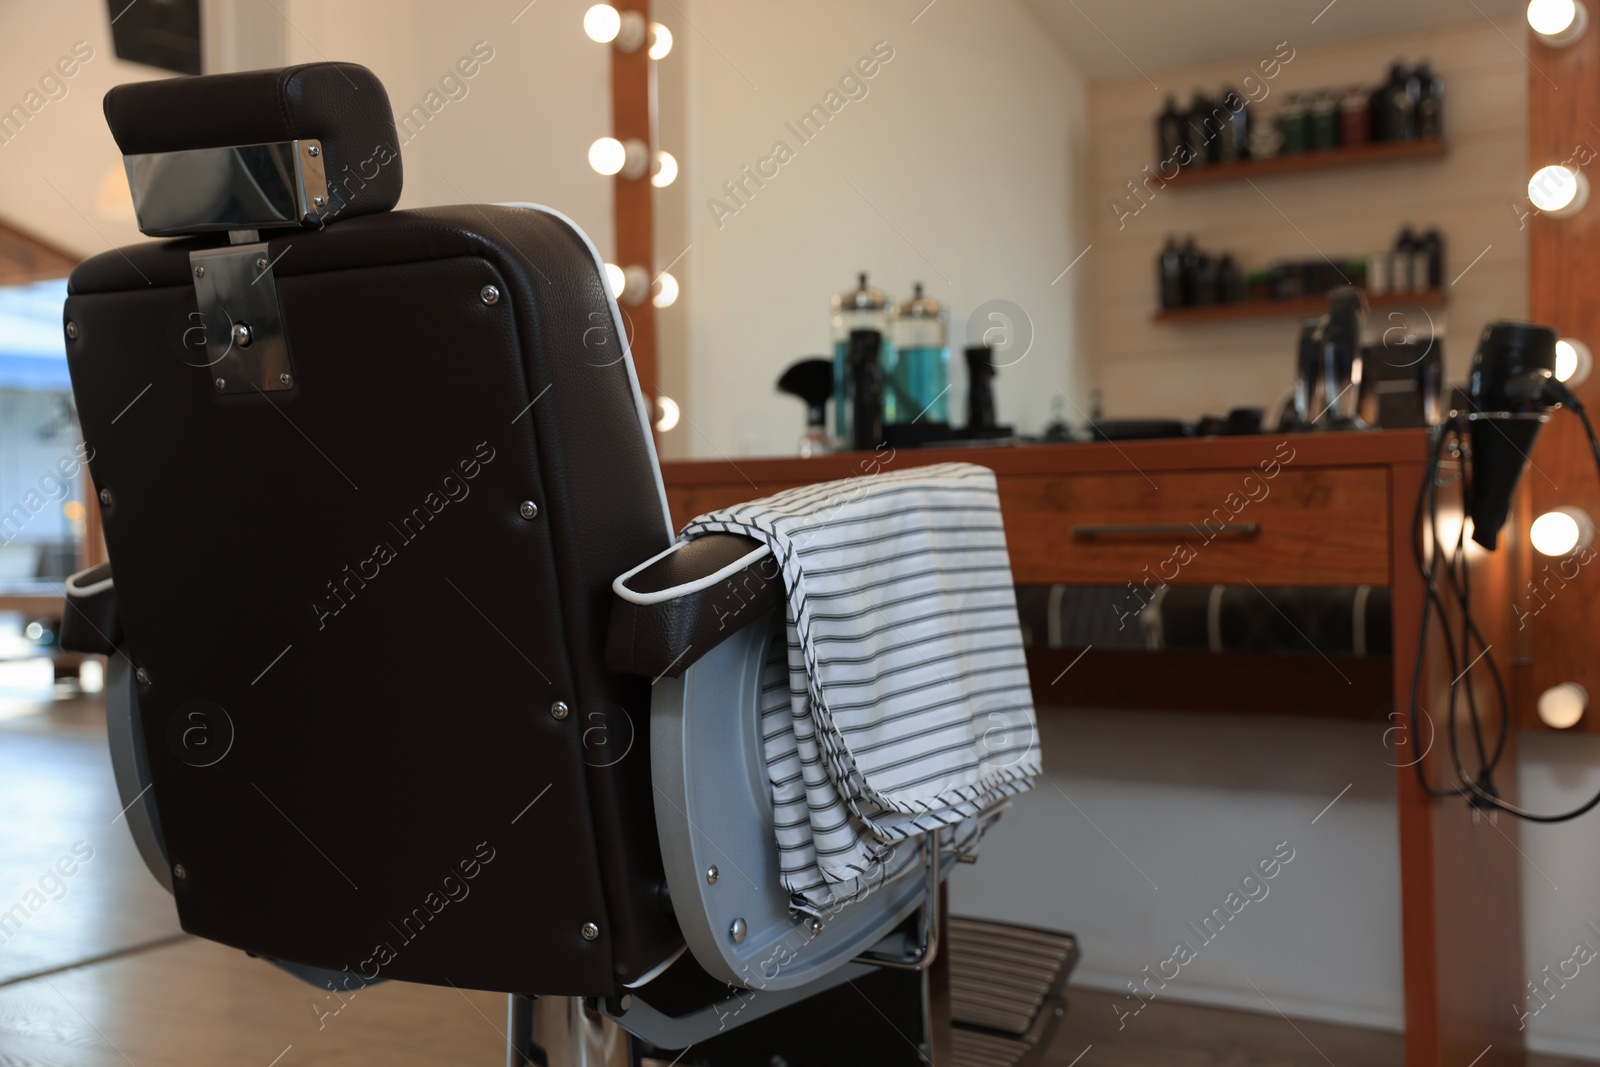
497,202,675,543
611,539,774,606
66,569,114,599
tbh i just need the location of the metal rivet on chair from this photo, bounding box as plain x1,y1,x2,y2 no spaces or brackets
255,257,269,271
550,700,570,721
480,285,500,305
519,500,539,520
705,866,719,885
173,863,187,880
729,917,747,944
98,488,111,507
215,377,226,391
279,373,293,387
193,265,205,278
65,321,79,340
307,144,320,157
313,195,326,208
231,322,254,349
808,918,822,938
580,921,600,941
135,667,150,684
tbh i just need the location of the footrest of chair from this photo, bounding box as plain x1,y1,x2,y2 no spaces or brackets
947,917,1080,1067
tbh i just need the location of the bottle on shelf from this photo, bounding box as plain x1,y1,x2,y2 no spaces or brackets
1187,90,1215,166
1217,88,1248,163
1309,90,1339,151
1384,61,1417,141
1159,236,1185,309
1416,61,1443,139
1394,226,1420,292
1421,228,1445,289
1179,236,1201,304
1279,93,1308,154
1340,86,1370,146
1217,253,1243,303
1157,95,1186,166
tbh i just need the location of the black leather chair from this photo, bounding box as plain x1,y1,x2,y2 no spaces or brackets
59,62,1073,1065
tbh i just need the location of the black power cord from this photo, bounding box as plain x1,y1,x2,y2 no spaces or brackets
1412,384,1600,822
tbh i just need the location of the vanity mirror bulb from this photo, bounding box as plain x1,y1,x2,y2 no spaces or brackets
654,395,681,432
616,9,647,51
652,150,678,188
653,271,679,308
620,265,651,306
1557,338,1593,385
589,137,625,175
1538,682,1589,729
649,23,674,59
590,137,650,180
583,4,621,43
1529,164,1590,216
603,262,625,300
1531,506,1593,556
1529,0,1589,44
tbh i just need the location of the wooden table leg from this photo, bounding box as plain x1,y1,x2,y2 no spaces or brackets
1391,462,1527,1066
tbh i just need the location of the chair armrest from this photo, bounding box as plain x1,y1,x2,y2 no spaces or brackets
606,533,782,679
61,563,121,655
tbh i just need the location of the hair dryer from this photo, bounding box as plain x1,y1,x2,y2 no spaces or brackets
1465,321,1559,549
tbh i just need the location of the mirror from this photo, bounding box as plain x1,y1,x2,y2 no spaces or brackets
649,0,1528,455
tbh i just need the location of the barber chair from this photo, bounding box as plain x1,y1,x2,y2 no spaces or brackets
57,63,1073,1065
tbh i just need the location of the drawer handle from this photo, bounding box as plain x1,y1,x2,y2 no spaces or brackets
1069,523,1259,539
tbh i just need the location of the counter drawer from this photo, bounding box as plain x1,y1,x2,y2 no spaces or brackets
999,460,1390,587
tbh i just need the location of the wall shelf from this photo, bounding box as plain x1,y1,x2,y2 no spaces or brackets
1152,288,1447,324
1163,137,1447,187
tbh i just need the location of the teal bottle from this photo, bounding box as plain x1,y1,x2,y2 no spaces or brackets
891,282,950,425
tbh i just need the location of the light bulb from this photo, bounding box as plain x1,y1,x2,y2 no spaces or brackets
1531,507,1591,556
652,150,678,188
1529,0,1580,34
583,4,621,43
1529,164,1589,215
619,138,651,180
653,271,679,308
589,137,626,175
616,10,647,52
621,265,651,306
649,22,673,59
1557,338,1593,384
604,262,625,299
655,395,681,432
1538,682,1588,728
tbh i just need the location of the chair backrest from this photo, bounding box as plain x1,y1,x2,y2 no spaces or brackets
65,63,680,996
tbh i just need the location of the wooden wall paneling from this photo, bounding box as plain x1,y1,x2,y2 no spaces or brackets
612,0,658,412
1527,22,1600,733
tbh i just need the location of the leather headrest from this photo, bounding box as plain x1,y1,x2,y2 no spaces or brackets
104,62,402,226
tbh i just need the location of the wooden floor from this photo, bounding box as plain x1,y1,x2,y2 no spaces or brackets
0,687,1592,1066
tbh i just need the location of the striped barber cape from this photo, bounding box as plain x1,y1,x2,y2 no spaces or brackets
680,461,1040,912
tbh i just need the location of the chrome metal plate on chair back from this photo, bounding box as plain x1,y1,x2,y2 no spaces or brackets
124,139,328,236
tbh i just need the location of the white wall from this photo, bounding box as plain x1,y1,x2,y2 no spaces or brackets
674,0,1090,458
0,1,170,258
0,0,613,269
951,708,1407,1032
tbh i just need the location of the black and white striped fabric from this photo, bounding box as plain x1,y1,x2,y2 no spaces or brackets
682,462,1040,911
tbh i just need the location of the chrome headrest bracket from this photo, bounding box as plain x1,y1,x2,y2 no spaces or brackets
124,139,329,236
189,243,295,395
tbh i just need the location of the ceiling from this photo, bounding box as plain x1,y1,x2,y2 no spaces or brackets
1018,0,1525,79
